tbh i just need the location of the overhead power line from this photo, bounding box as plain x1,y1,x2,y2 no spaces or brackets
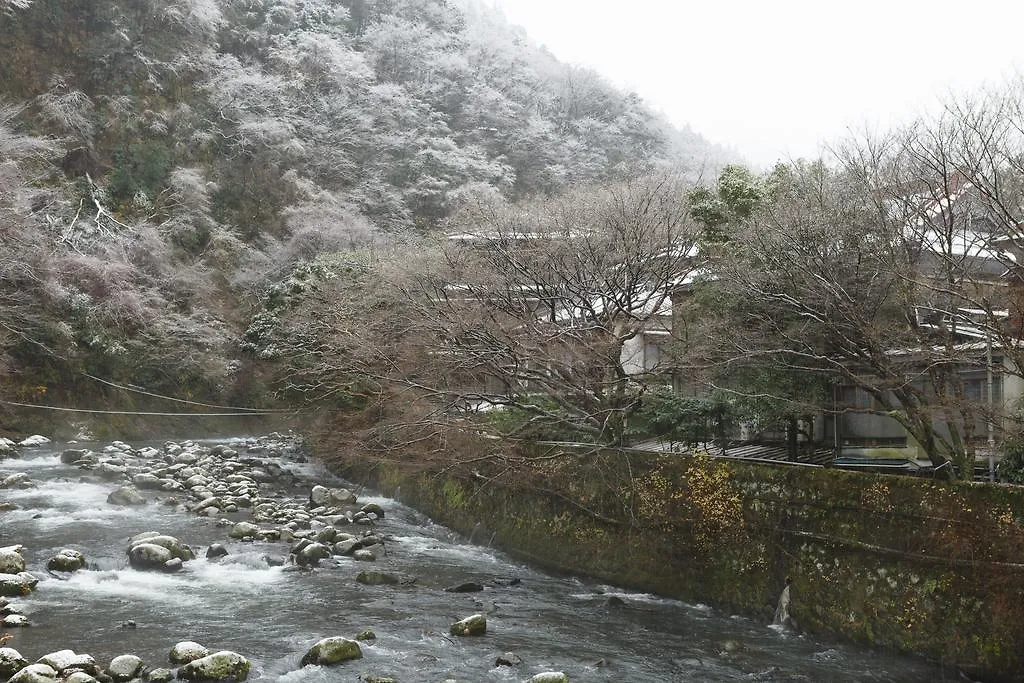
0,399,290,417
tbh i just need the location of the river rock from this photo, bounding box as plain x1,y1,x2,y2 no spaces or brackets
169,641,209,665
0,437,16,455
359,503,385,519
146,667,175,682
295,542,332,567
0,546,26,574
176,650,250,681
0,647,28,678
106,654,144,681
355,570,400,585
206,544,229,560
530,673,568,683
7,663,57,683
127,534,194,572
309,485,356,507
44,548,85,574
107,486,147,506
0,573,38,597
229,522,260,539
450,614,486,636
0,473,33,490
63,672,99,683
445,582,484,593
299,637,362,667
17,435,50,447
132,473,164,490
60,449,90,464
352,549,376,562
127,543,172,570
495,652,522,667
36,650,98,677
3,614,30,627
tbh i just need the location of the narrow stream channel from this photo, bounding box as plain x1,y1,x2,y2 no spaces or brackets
0,434,955,681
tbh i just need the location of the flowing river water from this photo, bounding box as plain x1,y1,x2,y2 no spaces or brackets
0,434,955,682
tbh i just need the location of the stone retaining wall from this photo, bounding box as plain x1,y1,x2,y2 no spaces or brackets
323,446,1024,682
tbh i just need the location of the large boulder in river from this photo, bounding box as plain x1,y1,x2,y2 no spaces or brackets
294,542,332,568
17,435,50,447
450,614,486,637
107,486,147,506
126,533,194,572
47,549,86,573
0,546,26,574
60,449,90,464
299,637,362,667
176,651,250,681
0,647,29,678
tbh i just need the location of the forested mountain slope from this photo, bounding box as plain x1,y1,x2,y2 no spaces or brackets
0,0,726,430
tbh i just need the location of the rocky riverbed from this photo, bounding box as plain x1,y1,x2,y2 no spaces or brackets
0,433,952,682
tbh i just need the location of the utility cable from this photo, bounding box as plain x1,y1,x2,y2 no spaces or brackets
0,398,290,417
82,374,293,413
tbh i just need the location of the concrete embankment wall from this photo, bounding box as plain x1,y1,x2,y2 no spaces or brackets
323,445,1024,682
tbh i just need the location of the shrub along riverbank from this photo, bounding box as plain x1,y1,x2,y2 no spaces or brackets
315,440,1024,682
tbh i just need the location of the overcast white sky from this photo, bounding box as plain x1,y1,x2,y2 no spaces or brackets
491,0,1024,168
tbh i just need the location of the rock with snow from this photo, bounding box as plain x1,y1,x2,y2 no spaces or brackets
17,435,50,448
530,674,569,683
62,672,99,683
0,473,34,490
0,647,29,678
47,549,87,573
107,486,147,506
106,654,144,682
169,641,209,665
7,662,57,683
146,668,175,682
299,637,362,667
176,650,250,681
36,650,98,677
450,614,486,637
0,572,38,597
0,546,26,574
3,614,30,627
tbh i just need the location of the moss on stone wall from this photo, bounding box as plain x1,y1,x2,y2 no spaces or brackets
322,446,1024,682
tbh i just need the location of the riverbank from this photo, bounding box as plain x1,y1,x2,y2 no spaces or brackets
315,440,1024,682
0,432,951,681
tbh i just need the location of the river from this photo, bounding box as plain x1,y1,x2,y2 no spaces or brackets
0,434,955,682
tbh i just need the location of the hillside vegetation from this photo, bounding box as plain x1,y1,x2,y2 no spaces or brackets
0,0,724,431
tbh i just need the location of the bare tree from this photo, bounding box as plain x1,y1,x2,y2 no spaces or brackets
383,174,702,445
700,82,1024,478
